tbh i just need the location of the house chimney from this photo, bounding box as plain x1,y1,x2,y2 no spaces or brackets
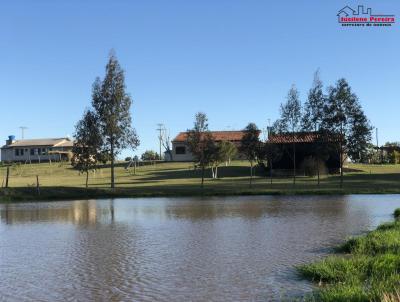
6,135,15,145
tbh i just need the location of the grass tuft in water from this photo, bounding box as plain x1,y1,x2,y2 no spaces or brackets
298,209,400,302
394,208,400,219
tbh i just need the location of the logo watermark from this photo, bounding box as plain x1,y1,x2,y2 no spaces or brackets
337,5,395,27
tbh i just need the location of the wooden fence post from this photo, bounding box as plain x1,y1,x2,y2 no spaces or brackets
36,175,40,195
5,167,10,188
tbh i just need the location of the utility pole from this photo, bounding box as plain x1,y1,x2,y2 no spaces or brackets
267,118,271,139
19,126,28,139
156,123,164,160
376,127,382,164
262,127,268,141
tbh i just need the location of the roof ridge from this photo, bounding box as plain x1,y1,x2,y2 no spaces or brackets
172,130,257,142
1,137,73,149
177,130,243,133
13,137,68,141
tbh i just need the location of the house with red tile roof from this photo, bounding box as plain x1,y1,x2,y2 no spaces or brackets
170,130,259,161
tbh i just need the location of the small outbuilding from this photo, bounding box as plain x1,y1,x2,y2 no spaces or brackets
267,132,341,174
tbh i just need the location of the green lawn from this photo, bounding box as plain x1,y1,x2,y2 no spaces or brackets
0,161,400,201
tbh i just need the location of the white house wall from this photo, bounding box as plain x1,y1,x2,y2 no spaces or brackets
1,147,71,162
171,142,194,161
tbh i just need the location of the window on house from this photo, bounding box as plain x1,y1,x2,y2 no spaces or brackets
175,146,186,154
15,149,19,156
30,149,34,156
20,149,24,156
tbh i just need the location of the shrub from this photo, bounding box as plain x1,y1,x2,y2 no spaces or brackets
298,256,369,283
344,229,400,255
388,150,400,164
299,156,328,177
141,150,160,161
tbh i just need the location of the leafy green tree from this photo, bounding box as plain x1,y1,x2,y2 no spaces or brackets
240,123,260,187
347,103,373,162
322,78,372,187
302,70,325,131
92,52,139,188
72,110,103,188
141,150,160,161
218,141,237,166
209,141,238,179
186,112,216,187
302,70,329,185
209,145,222,179
380,143,400,164
391,151,400,164
274,85,302,184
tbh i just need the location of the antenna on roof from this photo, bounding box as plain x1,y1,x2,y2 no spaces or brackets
19,126,28,139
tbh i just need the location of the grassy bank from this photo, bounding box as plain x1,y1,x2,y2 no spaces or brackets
298,209,400,302
0,161,400,202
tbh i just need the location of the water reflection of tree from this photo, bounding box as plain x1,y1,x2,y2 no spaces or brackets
163,198,268,220
161,196,353,221
0,196,368,228
66,200,144,301
0,200,101,225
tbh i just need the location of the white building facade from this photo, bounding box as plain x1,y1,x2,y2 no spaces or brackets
1,136,73,163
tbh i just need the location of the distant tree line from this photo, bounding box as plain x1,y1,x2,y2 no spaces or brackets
364,142,400,164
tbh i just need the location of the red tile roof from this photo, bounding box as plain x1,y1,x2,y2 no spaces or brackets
173,131,256,142
268,132,338,144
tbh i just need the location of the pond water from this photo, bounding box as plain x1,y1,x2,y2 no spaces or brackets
1,195,400,301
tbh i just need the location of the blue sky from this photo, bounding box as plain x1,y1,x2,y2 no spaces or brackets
1,0,399,158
